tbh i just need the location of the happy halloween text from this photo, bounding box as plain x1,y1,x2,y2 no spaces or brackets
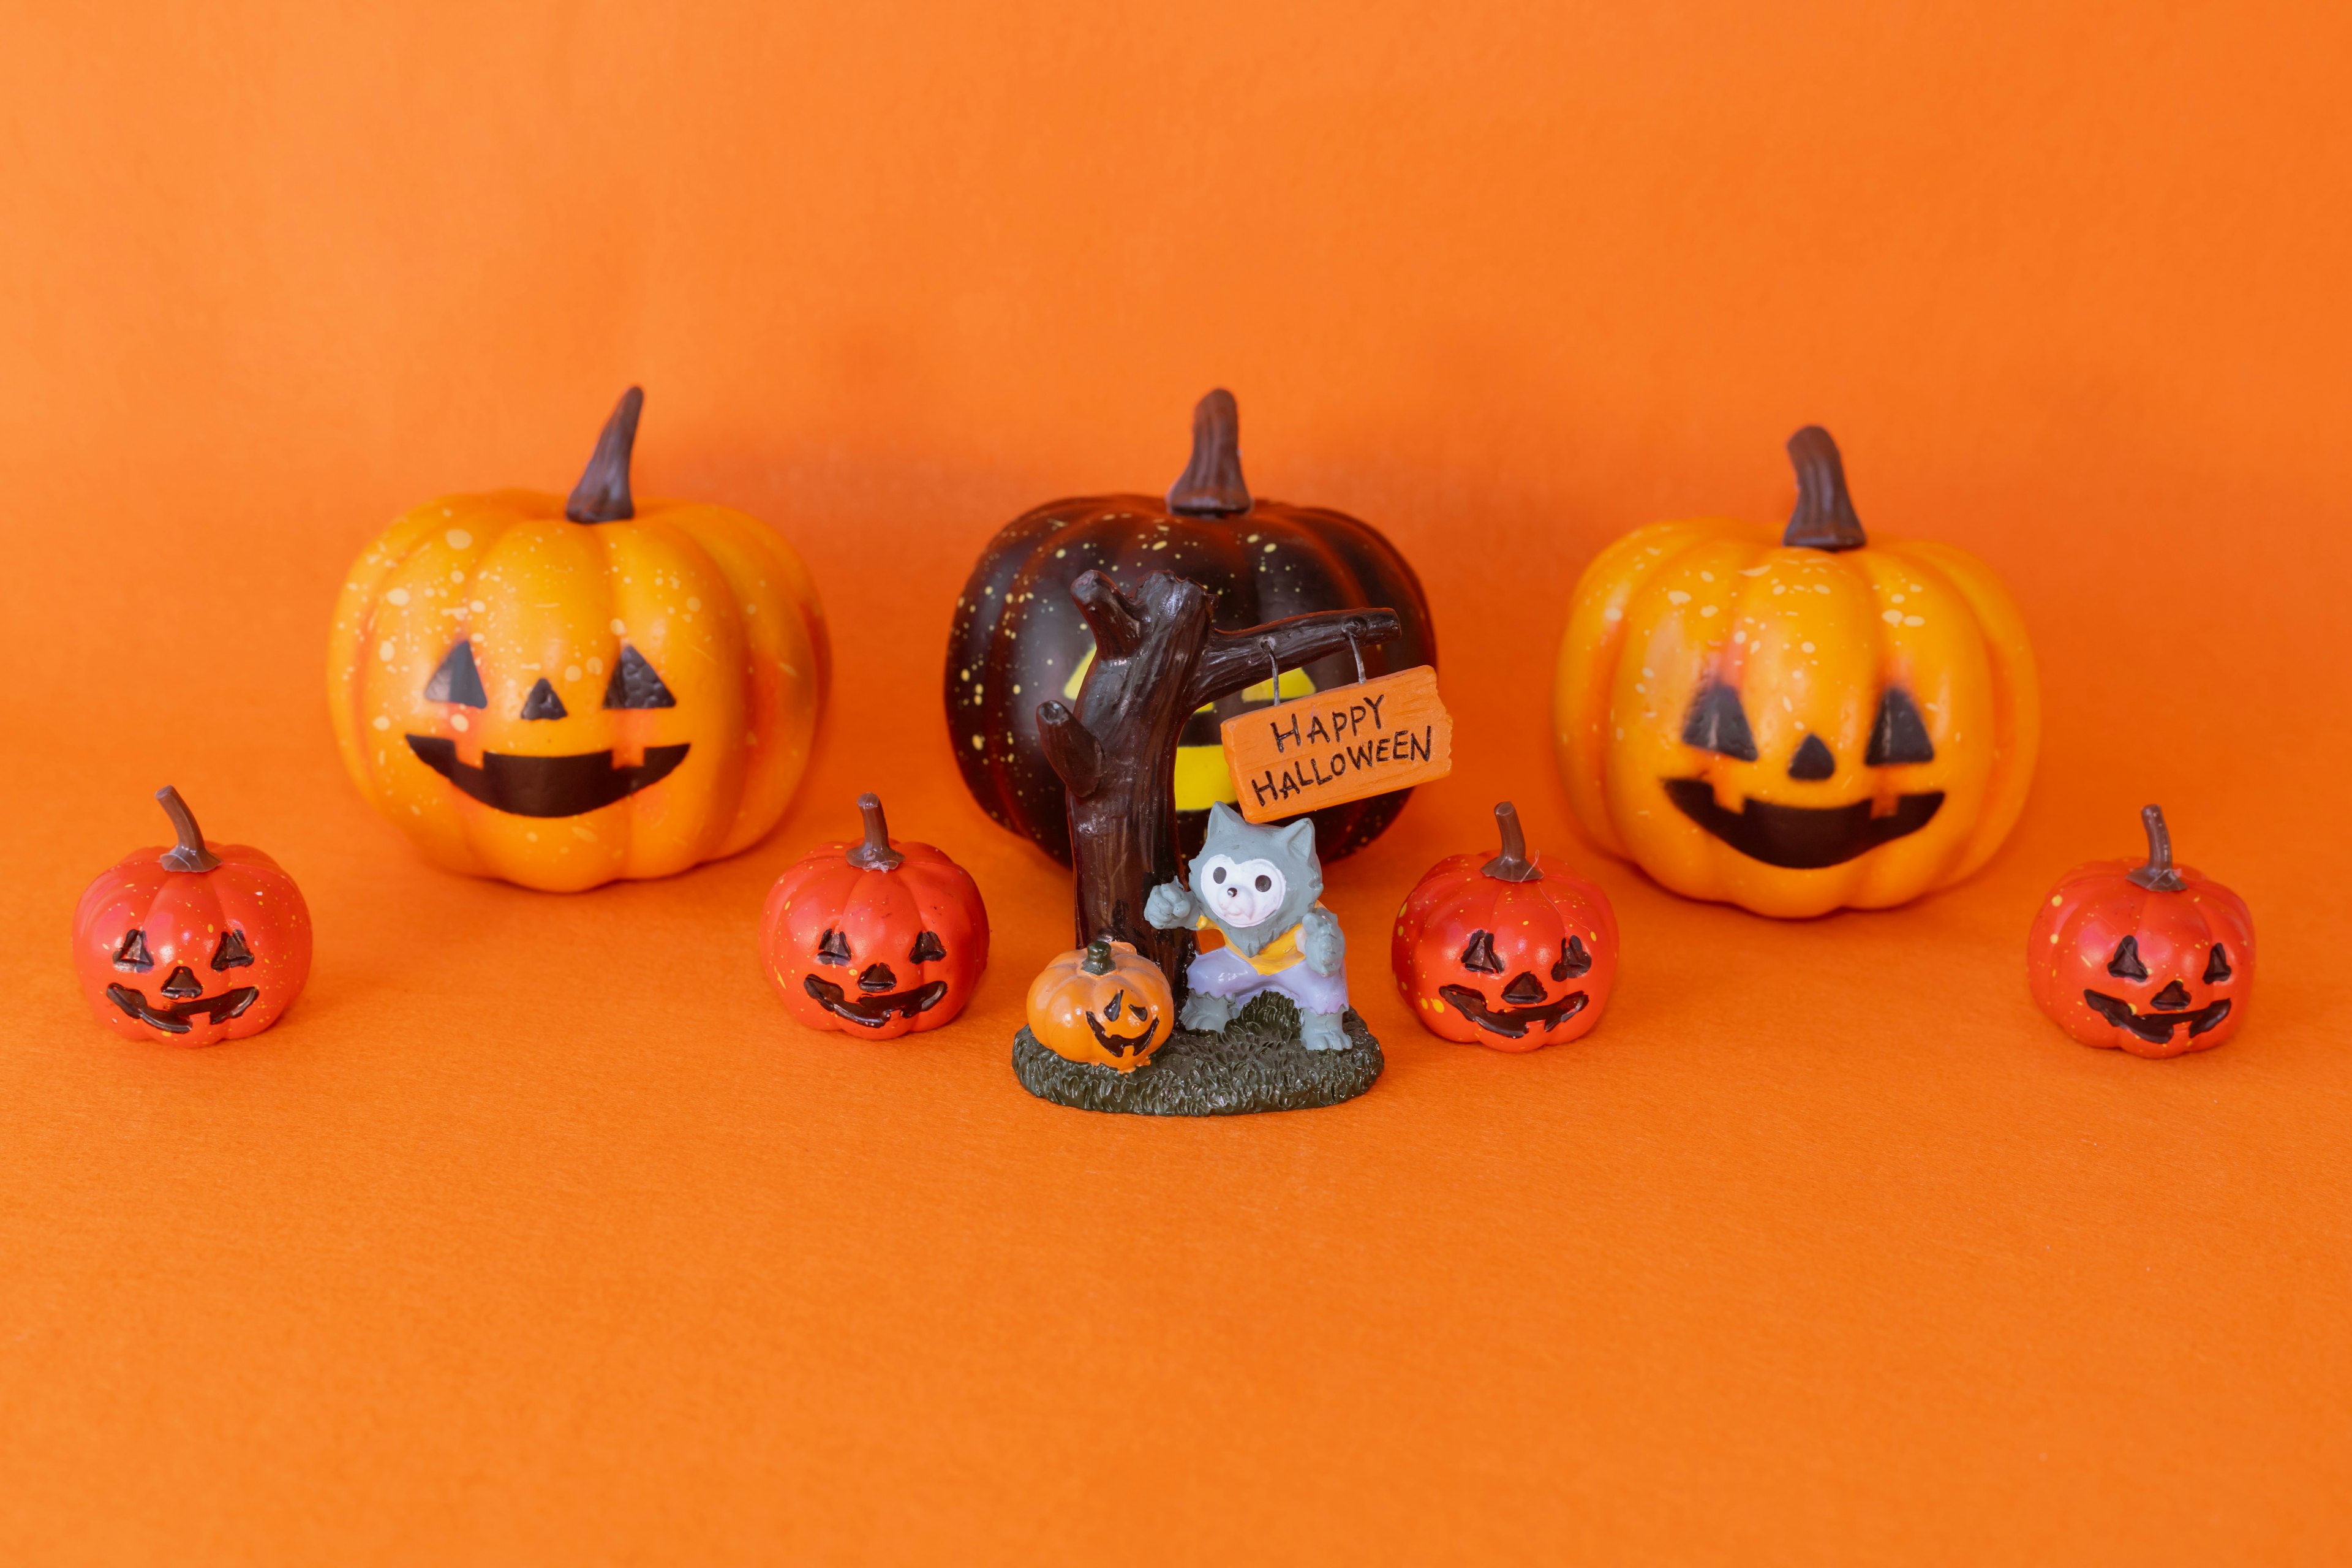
1243,694,1436,809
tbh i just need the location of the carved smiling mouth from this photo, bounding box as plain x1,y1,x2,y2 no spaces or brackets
1084,1003,1158,1058
405,736,689,818
105,983,259,1035
1662,778,1945,870
802,973,949,1028
2082,991,2231,1047
1437,984,1588,1040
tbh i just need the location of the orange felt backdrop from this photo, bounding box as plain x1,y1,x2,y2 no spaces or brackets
4,1,2350,1562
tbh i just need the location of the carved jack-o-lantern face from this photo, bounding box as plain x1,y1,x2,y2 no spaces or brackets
760,794,989,1041
1025,939,1176,1072
1553,427,2039,918
405,636,691,818
799,921,960,1030
2029,806,2253,1058
1392,804,1619,1052
1667,676,1945,869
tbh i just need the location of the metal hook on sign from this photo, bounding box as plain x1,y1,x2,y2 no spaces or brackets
1261,636,1280,698
1346,620,1368,685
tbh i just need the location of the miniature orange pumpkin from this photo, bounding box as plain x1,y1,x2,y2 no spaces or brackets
328,387,829,891
1553,427,2038,918
760,793,990,1040
1025,938,1174,1072
1392,802,1618,1050
2028,805,2253,1058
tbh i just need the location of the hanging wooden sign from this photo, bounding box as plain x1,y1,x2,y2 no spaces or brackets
1220,665,1453,823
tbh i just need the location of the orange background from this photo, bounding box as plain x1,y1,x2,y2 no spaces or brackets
5,1,2349,1561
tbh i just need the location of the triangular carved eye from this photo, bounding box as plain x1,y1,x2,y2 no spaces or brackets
815,928,853,966
908,931,946,965
1102,989,1125,1022
2107,935,2149,981
1681,683,1758,761
603,646,677,710
1865,688,1936,766
114,929,154,971
211,929,254,971
519,677,568,720
1460,930,1503,973
1552,935,1591,981
2204,944,2232,984
423,641,488,707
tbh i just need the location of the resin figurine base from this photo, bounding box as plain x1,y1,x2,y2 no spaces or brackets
1013,993,1381,1116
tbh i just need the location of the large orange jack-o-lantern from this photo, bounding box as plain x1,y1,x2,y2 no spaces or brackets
1553,427,2039,918
1392,802,1619,1050
2029,805,2252,1058
72,788,313,1046
760,794,990,1040
328,388,829,892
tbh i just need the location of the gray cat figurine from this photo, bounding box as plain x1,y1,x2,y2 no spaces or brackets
1144,802,1351,1050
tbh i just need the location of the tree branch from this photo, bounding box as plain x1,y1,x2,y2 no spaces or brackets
1035,701,1104,796
1187,607,1403,712
1068,571,1145,660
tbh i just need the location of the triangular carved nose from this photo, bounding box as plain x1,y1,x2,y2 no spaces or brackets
159,965,203,999
2150,979,2193,1011
520,677,568,720
1501,971,1548,1005
1789,733,1836,780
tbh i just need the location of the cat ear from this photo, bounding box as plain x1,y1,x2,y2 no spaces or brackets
1204,801,1244,836
1276,816,1317,858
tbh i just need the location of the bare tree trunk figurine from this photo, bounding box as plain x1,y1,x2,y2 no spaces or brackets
1034,570,1401,999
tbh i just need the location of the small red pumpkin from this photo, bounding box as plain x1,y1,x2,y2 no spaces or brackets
72,787,314,1046
1393,802,1619,1050
2029,804,2252,1058
760,793,989,1039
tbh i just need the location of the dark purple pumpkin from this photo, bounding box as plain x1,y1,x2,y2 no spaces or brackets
946,390,1438,865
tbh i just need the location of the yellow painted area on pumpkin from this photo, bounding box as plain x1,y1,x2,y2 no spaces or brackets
1174,744,1241,810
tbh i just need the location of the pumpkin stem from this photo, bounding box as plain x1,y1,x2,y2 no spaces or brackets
1782,426,1868,552
1165,389,1252,518
2128,804,2188,892
1481,801,1544,883
565,386,644,524
154,786,222,873
845,792,905,871
1082,937,1116,974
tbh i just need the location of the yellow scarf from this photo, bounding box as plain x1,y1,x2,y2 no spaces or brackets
1195,914,1305,975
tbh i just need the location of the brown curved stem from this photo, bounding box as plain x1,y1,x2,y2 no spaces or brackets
1782,426,1867,552
1082,938,1115,975
565,386,644,524
845,792,904,871
1481,801,1543,883
155,786,221,873
2128,804,2187,892
1164,388,1251,517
